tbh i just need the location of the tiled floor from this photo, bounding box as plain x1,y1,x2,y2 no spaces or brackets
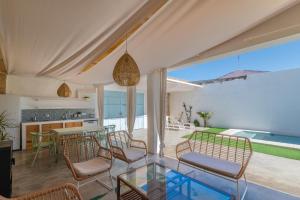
12,150,300,200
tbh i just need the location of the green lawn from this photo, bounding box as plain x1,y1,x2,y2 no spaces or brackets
182,131,300,160
204,127,228,134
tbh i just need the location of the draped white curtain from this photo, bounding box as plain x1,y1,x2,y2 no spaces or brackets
147,68,166,156
95,84,104,127
127,86,136,137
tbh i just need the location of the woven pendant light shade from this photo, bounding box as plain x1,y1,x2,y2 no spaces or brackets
113,52,140,86
57,83,72,97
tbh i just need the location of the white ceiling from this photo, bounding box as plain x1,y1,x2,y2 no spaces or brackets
0,0,298,85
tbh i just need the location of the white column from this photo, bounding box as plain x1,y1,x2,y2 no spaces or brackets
95,84,104,127
147,68,167,156
127,86,136,136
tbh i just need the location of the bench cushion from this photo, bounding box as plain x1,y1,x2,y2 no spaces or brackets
180,152,242,178
73,157,110,177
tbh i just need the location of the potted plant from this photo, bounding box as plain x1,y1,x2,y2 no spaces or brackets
0,111,14,142
193,119,200,127
197,111,212,127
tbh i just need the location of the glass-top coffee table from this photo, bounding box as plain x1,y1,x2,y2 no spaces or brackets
117,162,233,200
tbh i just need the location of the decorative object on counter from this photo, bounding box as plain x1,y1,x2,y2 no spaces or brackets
182,102,192,123
57,82,72,97
0,59,6,94
113,34,140,86
197,111,213,127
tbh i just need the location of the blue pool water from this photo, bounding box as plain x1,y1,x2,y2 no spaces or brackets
234,131,300,145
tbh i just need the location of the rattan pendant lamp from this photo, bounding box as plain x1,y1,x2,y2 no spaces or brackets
113,34,140,86
57,82,72,97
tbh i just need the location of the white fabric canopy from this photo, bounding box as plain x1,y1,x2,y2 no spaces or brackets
0,0,297,84
127,86,136,137
147,69,166,156
95,84,104,127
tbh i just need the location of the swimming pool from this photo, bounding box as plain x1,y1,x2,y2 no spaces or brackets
233,130,300,145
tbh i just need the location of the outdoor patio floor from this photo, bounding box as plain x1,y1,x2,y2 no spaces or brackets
133,128,300,197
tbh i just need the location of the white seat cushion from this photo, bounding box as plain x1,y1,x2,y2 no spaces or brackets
73,157,110,177
180,152,242,178
123,148,146,162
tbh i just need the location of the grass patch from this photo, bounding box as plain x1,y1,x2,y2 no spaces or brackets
182,131,300,160
252,143,300,160
205,127,228,134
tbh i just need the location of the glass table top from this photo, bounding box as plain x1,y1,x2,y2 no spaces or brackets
119,162,232,200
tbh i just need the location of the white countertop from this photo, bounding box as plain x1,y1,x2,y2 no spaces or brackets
21,118,98,125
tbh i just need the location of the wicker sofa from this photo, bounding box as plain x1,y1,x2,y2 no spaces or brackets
176,131,252,200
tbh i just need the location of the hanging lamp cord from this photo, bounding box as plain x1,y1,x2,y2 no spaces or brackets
125,32,128,53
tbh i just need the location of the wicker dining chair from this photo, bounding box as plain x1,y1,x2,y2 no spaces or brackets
107,130,147,168
0,183,82,200
63,135,114,190
31,132,57,166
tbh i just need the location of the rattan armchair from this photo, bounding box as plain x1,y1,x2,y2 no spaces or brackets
107,130,147,168
0,183,82,200
63,135,114,190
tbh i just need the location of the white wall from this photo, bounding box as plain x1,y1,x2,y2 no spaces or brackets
6,75,94,97
6,75,96,109
170,68,300,136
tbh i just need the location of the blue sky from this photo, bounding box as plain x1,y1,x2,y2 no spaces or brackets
168,38,300,81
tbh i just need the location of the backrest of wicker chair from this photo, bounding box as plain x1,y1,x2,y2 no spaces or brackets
107,130,130,150
9,183,82,200
63,135,102,163
189,131,252,167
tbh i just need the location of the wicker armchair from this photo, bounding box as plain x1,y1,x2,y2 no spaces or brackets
176,131,252,200
0,183,82,200
63,135,113,190
107,130,147,168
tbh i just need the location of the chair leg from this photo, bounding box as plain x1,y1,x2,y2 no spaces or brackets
240,174,248,200
31,147,40,166
177,160,181,171
144,156,147,164
95,172,113,191
236,180,240,200
109,171,115,191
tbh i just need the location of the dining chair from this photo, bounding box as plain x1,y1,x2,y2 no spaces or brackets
63,135,114,190
107,130,147,169
31,132,57,166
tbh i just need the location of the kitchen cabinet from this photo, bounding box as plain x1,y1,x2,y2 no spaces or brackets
41,123,63,132
65,122,83,128
25,125,39,150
